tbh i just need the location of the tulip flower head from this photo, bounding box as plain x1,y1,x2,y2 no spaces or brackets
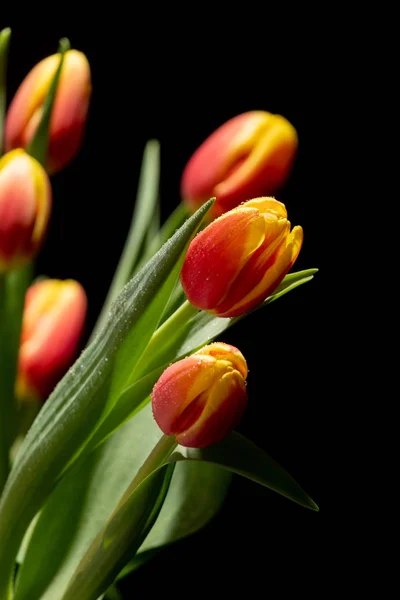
181,111,298,219
181,197,303,317
17,279,87,401
5,50,91,173
152,342,248,448
0,149,51,272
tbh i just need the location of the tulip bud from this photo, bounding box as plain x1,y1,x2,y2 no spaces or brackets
152,342,248,448
16,279,87,401
5,50,91,173
181,111,298,219
0,149,51,272
181,197,303,317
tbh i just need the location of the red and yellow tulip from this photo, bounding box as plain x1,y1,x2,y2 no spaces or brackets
0,149,51,272
181,111,298,219
181,197,303,317
152,342,248,448
17,279,87,401
5,50,91,173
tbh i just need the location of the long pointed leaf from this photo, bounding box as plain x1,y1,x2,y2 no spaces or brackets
0,199,213,596
91,140,160,339
0,27,11,157
27,38,70,165
169,431,319,511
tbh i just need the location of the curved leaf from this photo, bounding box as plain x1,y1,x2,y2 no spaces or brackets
0,199,214,596
170,431,319,511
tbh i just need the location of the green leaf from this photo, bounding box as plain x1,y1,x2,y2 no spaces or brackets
132,269,318,379
0,27,11,157
61,445,176,600
15,382,315,599
27,38,70,165
116,462,231,578
91,140,161,340
116,550,160,580
82,269,318,452
0,199,214,597
134,203,189,273
14,408,165,600
169,431,319,511
138,460,231,552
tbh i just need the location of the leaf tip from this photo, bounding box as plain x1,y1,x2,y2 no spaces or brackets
306,496,319,511
58,37,71,53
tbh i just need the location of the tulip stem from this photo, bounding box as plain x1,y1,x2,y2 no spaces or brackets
132,300,198,381
0,265,31,495
61,435,176,600
151,299,198,351
0,273,10,493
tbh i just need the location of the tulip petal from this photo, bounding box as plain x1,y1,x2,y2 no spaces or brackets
5,55,59,151
17,280,87,399
5,50,91,173
244,197,287,219
176,370,248,448
180,208,266,310
215,115,298,213
181,112,267,211
217,225,303,317
196,342,248,379
152,355,224,436
0,150,50,269
214,218,289,315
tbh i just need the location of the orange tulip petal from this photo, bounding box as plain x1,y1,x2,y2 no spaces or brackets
17,280,87,399
217,225,304,317
181,208,266,310
176,370,248,447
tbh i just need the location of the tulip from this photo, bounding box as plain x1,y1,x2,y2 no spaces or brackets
16,279,87,401
181,197,303,317
181,111,298,219
0,149,51,272
5,50,91,173
152,342,248,448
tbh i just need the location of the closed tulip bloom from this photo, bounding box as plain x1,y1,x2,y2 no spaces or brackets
0,149,51,272
181,197,303,317
181,111,298,219
17,279,87,401
152,342,248,448
5,50,91,173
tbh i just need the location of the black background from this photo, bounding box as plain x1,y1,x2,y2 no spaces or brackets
2,19,327,598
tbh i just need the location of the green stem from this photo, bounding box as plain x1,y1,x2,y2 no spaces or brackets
0,274,9,493
0,266,31,495
62,435,176,600
91,140,160,341
123,435,177,495
0,28,11,158
130,300,198,384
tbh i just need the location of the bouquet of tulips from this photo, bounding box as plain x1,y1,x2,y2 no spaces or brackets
0,29,318,600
